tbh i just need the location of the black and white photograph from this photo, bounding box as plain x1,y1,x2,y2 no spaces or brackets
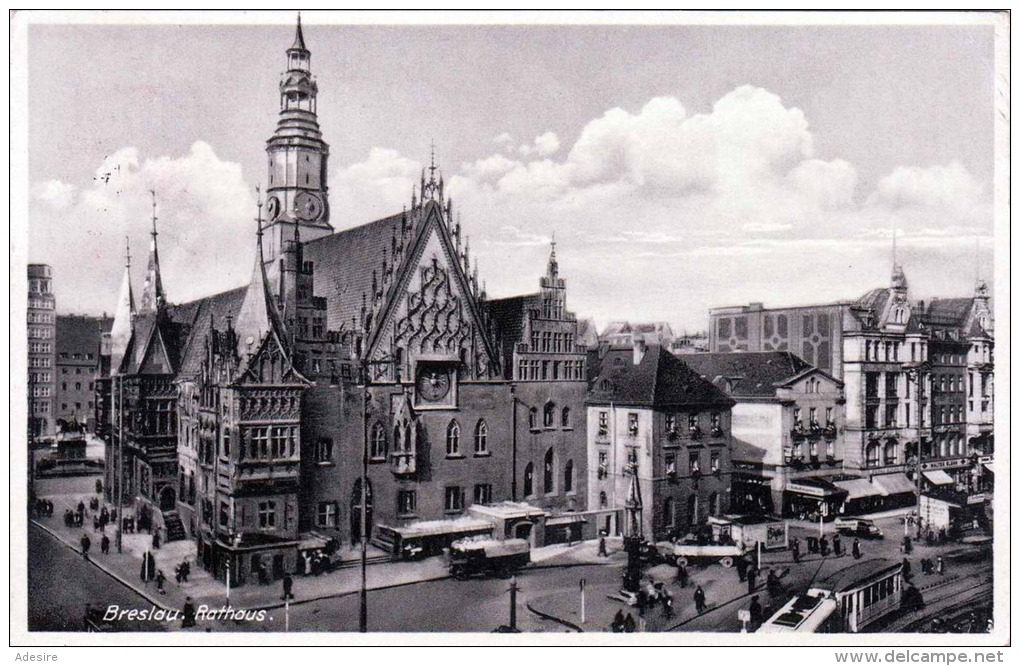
9,9,1009,651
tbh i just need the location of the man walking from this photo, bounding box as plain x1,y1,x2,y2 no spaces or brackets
100,533,110,555
852,538,862,560
936,555,945,575
791,537,800,564
598,533,608,557
746,564,757,595
282,573,295,600
819,535,829,557
749,595,762,632
833,533,842,557
182,597,197,628
80,533,91,560
736,555,748,582
693,586,707,614
676,562,689,588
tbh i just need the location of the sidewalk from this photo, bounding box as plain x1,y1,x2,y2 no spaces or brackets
33,491,450,615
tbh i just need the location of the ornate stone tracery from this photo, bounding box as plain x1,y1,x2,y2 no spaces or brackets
394,259,472,357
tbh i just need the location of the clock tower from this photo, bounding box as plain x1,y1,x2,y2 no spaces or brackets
263,15,333,266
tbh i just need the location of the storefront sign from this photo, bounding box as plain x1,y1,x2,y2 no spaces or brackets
786,482,828,497
979,456,994,465
967,494,986,504
920,458,969,471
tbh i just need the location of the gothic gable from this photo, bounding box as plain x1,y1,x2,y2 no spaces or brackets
137,322,174,375
364,202,500,381
235,331,308,387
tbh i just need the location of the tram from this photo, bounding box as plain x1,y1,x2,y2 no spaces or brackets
759,558,905,633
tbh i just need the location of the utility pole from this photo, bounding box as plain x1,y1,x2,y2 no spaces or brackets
510,383,518,501
360,374,369,633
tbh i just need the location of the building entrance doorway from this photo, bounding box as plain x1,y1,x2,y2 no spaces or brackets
350,478,374,543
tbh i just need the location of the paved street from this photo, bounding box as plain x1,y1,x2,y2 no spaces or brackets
27,475,992,633
28,522,165,632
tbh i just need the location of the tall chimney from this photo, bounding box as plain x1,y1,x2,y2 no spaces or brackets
633,336,647,365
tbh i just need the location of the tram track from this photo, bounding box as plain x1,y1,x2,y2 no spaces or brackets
881,577,993,633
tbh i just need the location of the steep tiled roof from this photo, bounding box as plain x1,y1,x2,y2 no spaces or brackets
679,351,815,398
855,288,890,313
485,293,539,380
588,345,734,408
924,298,973,325
303,211,408,333
171,286,248,378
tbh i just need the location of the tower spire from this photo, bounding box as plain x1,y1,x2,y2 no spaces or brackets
292,12,307,52
110,235,136,374
138,190,165,314
547,233,559,278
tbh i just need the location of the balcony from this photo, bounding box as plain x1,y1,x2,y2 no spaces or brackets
390,451,416,476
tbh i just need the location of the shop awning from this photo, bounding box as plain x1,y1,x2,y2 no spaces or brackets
983,463,995,474
923,470,955,485
833,478,884,500
872,473,916,496
545,514,588,527
785,478,845,498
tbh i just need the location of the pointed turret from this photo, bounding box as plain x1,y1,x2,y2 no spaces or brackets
138,191,165,314
234,194,290,370
547,235,559,279
291,12,307,53
109,237,135,375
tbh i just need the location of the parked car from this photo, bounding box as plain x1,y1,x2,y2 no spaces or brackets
834,518,883,539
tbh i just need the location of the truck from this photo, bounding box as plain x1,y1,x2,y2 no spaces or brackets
833,518,883,539
656,539,746,568
709,515,790,551
449,538,531,579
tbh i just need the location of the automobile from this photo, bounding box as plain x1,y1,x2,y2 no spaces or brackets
655,537,746,568
834,518,884,539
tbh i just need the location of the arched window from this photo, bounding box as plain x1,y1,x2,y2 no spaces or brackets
865,440,880,467
474,420,488,455
543,401,556,428
561,406,571,428
528,407,538,430
524,463,535,497
687,495,699,526
370,422,387,460
564,459,574,493
884,439,898,466
663,497,675,532
599,491,608,509
446,420,461,457
543,448,555,494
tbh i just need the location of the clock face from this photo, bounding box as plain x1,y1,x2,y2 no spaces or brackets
294,192,322,221
416,366,452,403
266,196,281,220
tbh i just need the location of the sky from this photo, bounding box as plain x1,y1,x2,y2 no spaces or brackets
24,14,998,332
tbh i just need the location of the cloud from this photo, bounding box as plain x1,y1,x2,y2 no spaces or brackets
33,86,992,333
30,141,254,314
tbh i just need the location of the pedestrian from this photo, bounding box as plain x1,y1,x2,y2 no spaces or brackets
96,478,103,495
611,610,625,632
598,534,608,557
766,569,780,596
101,534,110,555
852,538,862,560
936,556,944,575
662,590,674,620
791,538,800,564
152,528,161,550
282,573,295,600
80,533,91,560
676,562,689,588
93,515,101,532
156,569,167,595
181,560,190,583
749,595,762,631
736,555,748,582
902,557,912,580
175,564,184,585
636,588,647,616
623,613,636,633
747,565,757,595
819,535,829,557
694,586,707,614
833,533,842,556
182,597,197,628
